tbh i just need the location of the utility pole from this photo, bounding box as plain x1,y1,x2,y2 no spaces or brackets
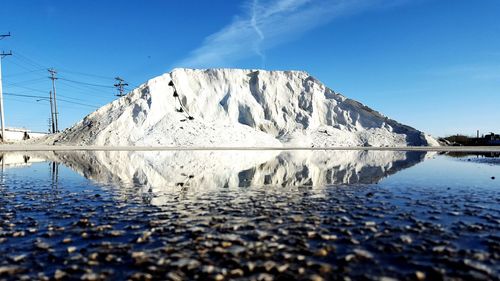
47,118,53,133
49,91,55,133
48,69,59,132
114,77,128,97
0,32,12,142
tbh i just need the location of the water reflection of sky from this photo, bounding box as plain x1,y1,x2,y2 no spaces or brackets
0,151,499,280
381,156,499,191
1,151,498,194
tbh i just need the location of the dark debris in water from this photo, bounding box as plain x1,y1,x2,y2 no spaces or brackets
0,181,499,281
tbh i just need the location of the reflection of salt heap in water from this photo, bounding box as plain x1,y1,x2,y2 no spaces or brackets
39,150,427,205
42,69,439,147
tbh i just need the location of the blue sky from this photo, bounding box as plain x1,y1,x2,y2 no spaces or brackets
0,0,499,137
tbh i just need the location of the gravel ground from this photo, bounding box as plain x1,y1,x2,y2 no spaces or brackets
0,171,499,281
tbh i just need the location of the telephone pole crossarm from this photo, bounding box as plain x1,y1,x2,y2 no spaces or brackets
0,51,12,58
114,77,129,97
0,33,11,40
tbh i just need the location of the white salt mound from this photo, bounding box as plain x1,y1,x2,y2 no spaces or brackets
44,68,439,147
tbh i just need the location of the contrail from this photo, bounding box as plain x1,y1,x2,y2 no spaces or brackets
175,0,414,68
251,0,266,67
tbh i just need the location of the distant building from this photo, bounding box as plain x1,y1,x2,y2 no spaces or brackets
444,132,500,146
485,133,500,145
1,128,48,142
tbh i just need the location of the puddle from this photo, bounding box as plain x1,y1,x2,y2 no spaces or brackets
0,150,498,280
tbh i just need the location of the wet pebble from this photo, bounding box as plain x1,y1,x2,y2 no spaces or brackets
353,249,374,260
0,265,24,275
0,167,498,281
34,240,51,251
54,269,67,280
400,235,413,244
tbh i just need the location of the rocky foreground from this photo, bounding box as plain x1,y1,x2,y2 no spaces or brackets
0,174,498,280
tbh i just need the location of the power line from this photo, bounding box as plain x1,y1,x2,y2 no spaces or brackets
8,97,97,111
6,57,40,73
3,92,46,99
7,80,110,102
57,98,99,108
7,51,138,95
7,78,109,101
7,84,47,94
3,68,45,78
3,59,113,102
5,77,46,86
10,51,140,89
14,54,46,70
56,68,115,81
59,77,115,89
0,48,145,133
4,92,99,108
57,80,112,100
3,84,94,106
10,54,119,83
3,96,47,105
10,52,120,85
13,52,47,69
58,93,103,103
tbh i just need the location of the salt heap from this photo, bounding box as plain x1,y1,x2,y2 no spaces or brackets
45,68,438,147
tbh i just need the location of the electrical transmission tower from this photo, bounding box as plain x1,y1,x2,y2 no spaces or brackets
114,77,128,97
0,32,12,142
48,69,59,132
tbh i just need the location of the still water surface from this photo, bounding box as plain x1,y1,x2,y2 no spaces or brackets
0,150,498,280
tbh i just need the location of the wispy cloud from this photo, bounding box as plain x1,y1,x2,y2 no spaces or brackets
175,0,413,68
250,0,266,65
